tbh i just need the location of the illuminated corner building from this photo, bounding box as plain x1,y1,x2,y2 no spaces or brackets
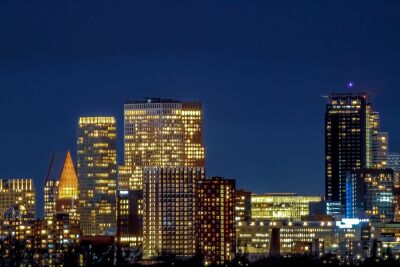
346,169,394,220
325,93,374,212
251,193,321,221
120,98,205,191
235,190,252,222
44,151,79,223
196,177,236,265
77,116,117,236
142,167,205,259
0,179,35,220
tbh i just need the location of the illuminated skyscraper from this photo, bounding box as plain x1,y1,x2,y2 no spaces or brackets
77,117,117,235
196,177,236,265
325,93,373,211
44,151,79,223
0,179,35,220
142,167,205,259
119,98,205,190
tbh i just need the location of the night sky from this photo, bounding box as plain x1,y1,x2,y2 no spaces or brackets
1,1,400,218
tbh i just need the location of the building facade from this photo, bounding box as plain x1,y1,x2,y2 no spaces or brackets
309,200,342,216
235,190,252,222
388,153,400,173
117,189,143,250
119,98,205,191
44,151,79,223
346,169,394,220
251,193,321,221
196,177,236,265
142,167,205,259
77,116,117,235
388,152,400,188
372,132,389,169
0,179,35,220
325,93,372,211
236,220,271,258
117,98,206,253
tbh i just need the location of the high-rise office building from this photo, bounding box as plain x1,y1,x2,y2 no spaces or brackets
44,151,79,223
196,177,236,265
77,116,117,235
142,167,205,259
119,98,205,191
346,169,394,220
0,179,35,220
235,190,252,222
325,93,373,210
251,193,321,221
117,98,205,253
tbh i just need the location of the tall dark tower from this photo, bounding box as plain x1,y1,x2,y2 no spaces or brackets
325,93,372,211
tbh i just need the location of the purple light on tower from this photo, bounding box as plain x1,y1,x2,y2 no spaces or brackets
348,82,353,88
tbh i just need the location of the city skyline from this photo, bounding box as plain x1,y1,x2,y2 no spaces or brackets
4,2,400,265
3,2,400,220
0,92,396,218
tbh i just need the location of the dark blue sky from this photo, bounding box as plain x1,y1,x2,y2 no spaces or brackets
1,1,400,217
